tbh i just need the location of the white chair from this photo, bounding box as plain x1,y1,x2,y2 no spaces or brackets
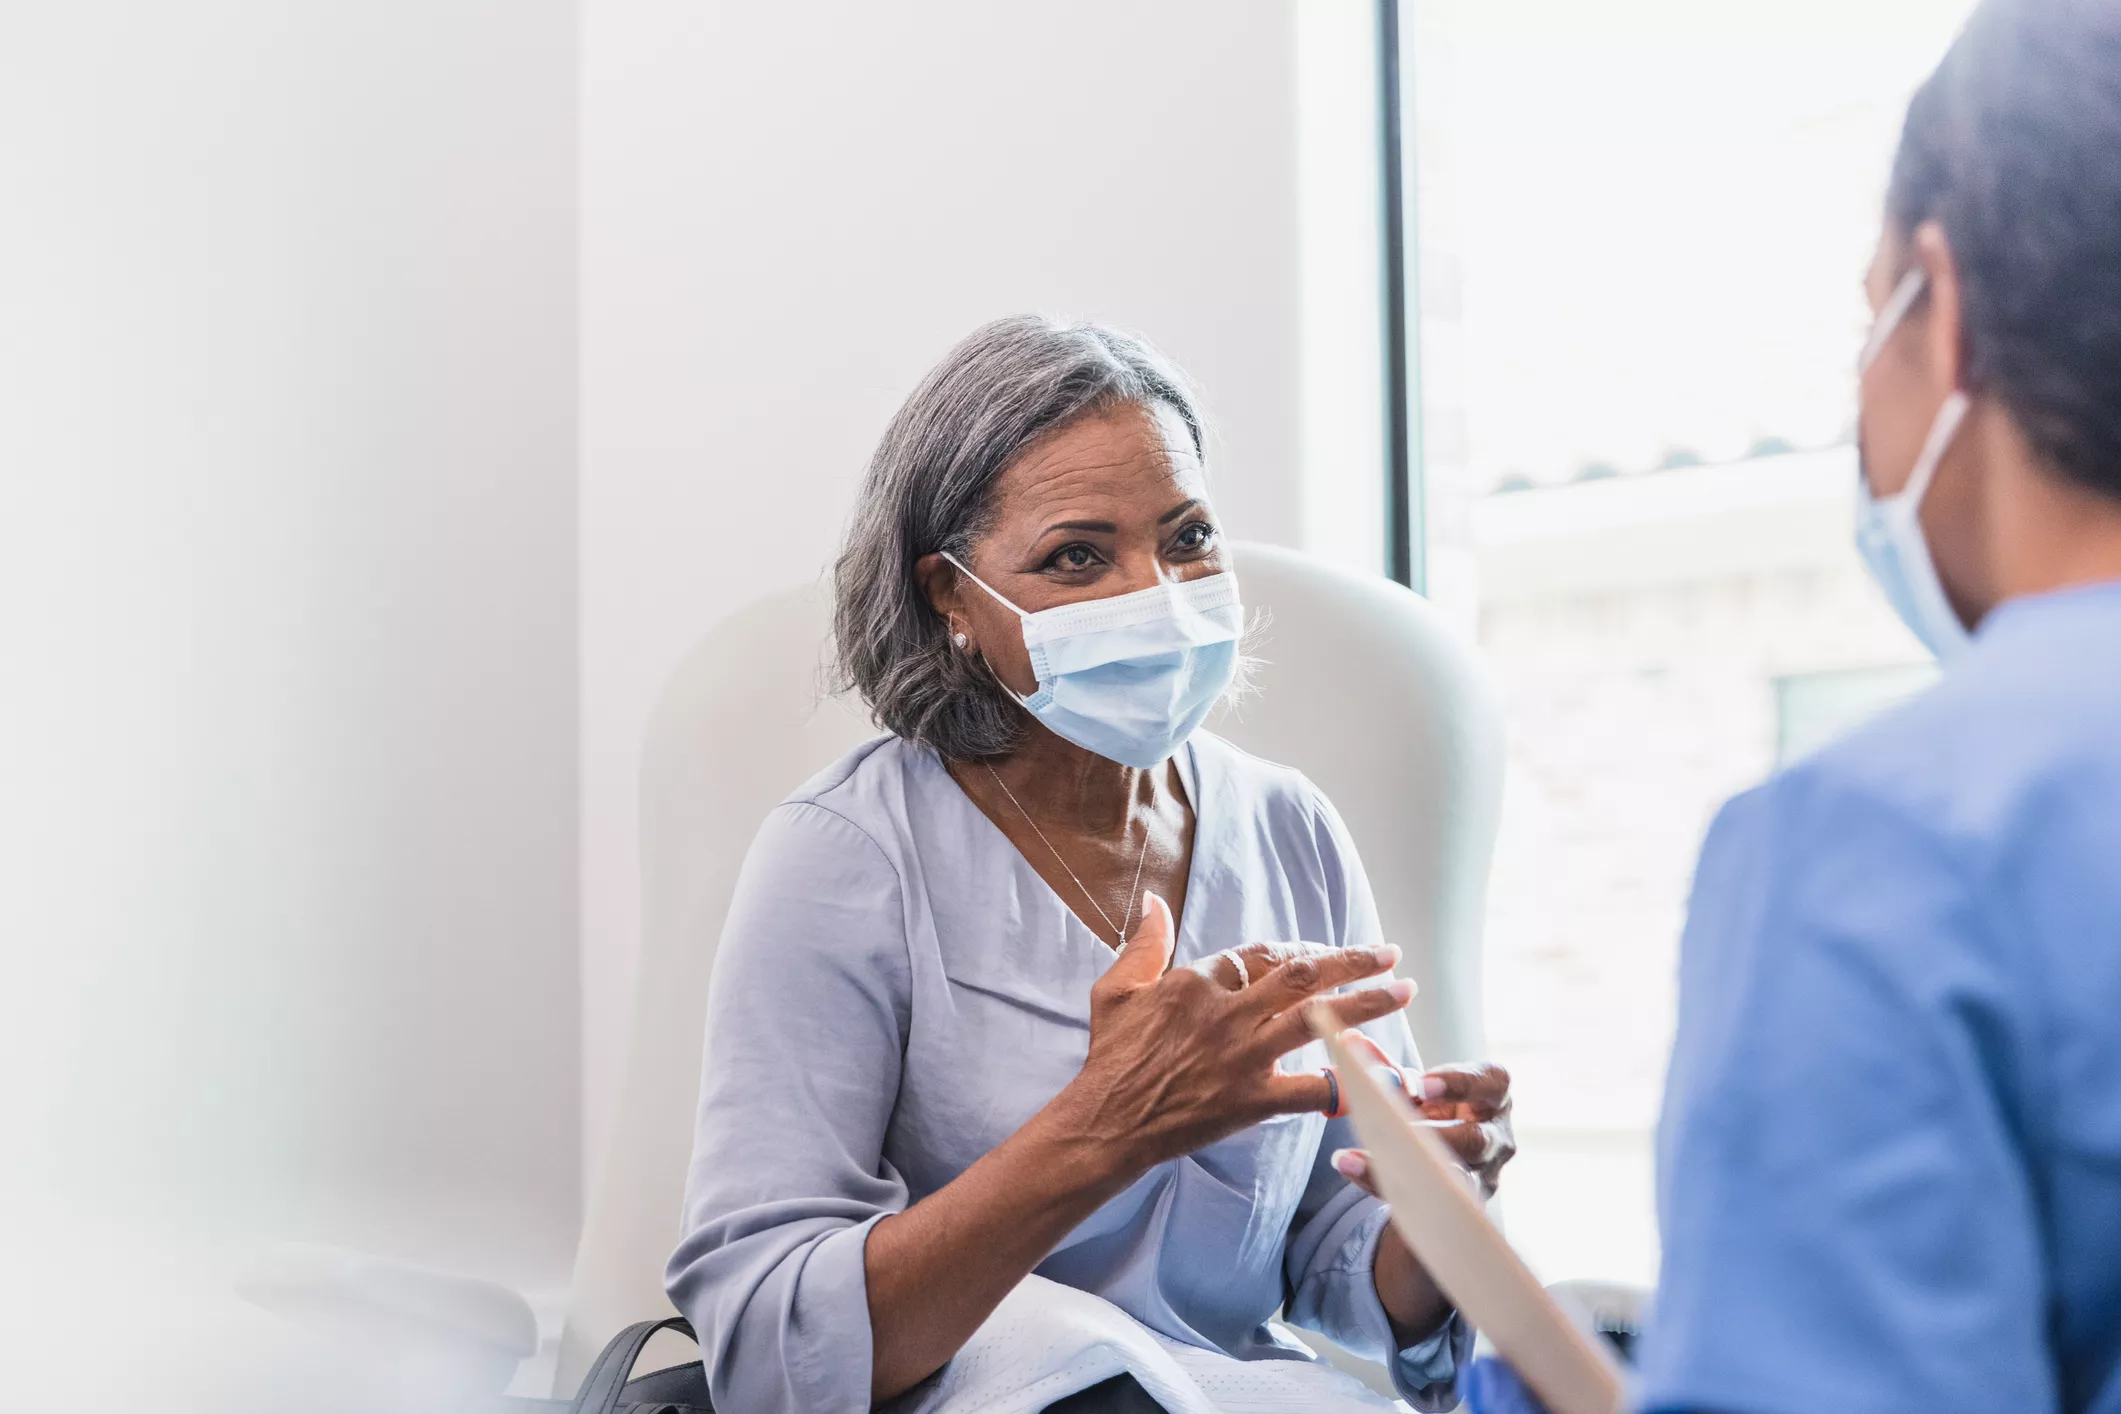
554,541,1505,1391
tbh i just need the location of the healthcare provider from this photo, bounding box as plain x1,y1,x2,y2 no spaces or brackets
1456,0,2121,1409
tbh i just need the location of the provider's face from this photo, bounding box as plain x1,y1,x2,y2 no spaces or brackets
1858,222,1989,626
1859,232,1945,503
917,401,1227,701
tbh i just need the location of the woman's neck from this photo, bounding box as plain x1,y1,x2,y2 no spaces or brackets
982,727,1163,837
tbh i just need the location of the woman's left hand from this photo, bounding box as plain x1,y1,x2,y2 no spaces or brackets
1329,1034,1516,1199
1330,1033,1517,1341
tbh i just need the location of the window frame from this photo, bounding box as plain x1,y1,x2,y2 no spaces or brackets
1378,0,1424,591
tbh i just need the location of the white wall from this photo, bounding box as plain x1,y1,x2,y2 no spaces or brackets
0,0,582,1327
579,0,1315,1175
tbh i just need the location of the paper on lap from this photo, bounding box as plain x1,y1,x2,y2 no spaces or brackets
1311,1018,1627,1414
895,1274,1405,1414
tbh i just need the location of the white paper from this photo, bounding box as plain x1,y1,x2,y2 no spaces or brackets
896,1274,1407,1414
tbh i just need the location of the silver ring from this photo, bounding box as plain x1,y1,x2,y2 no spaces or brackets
1220,950,1251,991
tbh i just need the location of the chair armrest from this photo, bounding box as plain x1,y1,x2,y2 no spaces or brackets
1546,1279,1649,1365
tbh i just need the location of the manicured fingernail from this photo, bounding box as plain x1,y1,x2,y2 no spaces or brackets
1332,1149,1367,1179
1421,1075,1448,1101
1387,978,1415,1004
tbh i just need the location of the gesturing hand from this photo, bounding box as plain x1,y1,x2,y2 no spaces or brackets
1056,891,1415,1174
1326,1030,1517,1199
1417,1060,1516,1197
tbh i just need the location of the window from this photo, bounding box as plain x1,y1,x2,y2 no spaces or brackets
1393,0,1976,1285
1776,662,1941,764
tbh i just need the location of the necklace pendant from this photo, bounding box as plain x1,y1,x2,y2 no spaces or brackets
985,762,1154,950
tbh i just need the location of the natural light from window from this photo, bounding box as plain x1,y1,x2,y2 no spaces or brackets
1403,0,1976,1287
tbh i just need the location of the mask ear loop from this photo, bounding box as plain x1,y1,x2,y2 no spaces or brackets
939,550,1030,618
1859,266,1930,376
1900,391,1971,508
1857,265,1971,511
1855,267,1970,509
939,550,1038,709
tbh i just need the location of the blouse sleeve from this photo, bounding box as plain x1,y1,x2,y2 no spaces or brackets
663,801,912,1414
1280,783,1474,1411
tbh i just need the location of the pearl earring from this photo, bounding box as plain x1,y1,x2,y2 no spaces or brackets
953,632,969,649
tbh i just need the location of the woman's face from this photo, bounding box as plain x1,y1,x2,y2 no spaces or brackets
921,401,1228,701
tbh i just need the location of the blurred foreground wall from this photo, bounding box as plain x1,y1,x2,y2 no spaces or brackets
0,0,583,1350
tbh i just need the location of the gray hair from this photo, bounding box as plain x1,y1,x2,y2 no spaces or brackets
832,315,1208,761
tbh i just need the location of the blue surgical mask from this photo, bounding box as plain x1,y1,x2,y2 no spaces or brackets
941,552,1243,768
1853,268,1974,660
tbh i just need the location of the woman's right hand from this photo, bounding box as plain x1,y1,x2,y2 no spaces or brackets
1050,891,1415,1174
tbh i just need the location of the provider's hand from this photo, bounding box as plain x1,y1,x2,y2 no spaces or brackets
1327,1032,1517,1198
1054,893,1415,1173
1464,1357,1550,1414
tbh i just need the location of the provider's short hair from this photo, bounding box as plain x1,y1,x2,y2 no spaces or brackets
1889,0,2121,501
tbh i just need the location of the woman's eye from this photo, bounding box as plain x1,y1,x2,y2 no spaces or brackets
1048,543,1099,571
1173,521,1217,553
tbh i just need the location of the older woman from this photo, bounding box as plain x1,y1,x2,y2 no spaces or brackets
665,317,1515,1413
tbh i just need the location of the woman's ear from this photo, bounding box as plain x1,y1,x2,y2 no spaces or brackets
912,551,964,643
912,551,951,610
1912,219,1969,394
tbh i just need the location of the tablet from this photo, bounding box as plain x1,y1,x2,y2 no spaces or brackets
1311,1017,1627,1414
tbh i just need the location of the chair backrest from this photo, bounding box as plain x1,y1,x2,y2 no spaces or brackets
553,542,1505,1389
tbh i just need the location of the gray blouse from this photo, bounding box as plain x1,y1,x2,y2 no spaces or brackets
666,732,1471,1411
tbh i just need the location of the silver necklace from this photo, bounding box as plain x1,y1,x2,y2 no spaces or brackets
985,763,1154,947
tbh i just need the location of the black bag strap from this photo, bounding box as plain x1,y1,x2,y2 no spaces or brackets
570,1316,698,1414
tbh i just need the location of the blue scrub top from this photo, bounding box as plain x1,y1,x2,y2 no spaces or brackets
1635,581,2121,1414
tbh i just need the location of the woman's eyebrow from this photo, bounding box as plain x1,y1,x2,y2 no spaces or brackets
1035,500,1201,538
